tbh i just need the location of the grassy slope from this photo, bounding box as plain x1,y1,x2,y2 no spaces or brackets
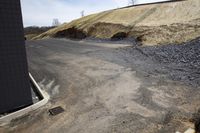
34,0,200,45
25,34,39,40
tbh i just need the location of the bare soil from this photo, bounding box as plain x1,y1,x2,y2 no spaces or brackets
33,0,200,45
0,38,199,133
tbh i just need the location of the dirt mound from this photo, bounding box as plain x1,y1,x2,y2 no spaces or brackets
129,19,200,45
87,22,129,38
34,0,200,45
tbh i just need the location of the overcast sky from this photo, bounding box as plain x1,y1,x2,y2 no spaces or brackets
21,0,167,27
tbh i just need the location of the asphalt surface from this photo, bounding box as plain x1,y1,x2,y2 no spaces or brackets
2,38,200,133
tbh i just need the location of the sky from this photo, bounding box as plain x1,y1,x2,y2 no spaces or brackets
20,0,167,27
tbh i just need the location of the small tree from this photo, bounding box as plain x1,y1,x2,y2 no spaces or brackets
80,10,85,17
128,0,136,5
52,18,60,27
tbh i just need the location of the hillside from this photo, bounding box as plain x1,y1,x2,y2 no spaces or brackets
33,0,200,45
24,26,55,40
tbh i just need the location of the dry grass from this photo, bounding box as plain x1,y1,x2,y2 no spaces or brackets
25,34,40,40
33,0,200,45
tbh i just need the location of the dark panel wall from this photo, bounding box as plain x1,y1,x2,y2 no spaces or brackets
0,0,32,114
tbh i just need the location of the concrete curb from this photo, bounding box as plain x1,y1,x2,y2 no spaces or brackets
0,73,49,126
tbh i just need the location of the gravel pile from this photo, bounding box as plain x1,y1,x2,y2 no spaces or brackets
122,37,200,87
142,38,200,66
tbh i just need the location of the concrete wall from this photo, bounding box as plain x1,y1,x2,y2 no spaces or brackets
0,0,32,114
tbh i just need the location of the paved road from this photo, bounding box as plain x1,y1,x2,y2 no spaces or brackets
3,39,200,133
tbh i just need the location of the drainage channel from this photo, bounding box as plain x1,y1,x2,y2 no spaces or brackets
31,79,43,104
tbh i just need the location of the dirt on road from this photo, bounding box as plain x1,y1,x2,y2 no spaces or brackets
1,38,200,133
